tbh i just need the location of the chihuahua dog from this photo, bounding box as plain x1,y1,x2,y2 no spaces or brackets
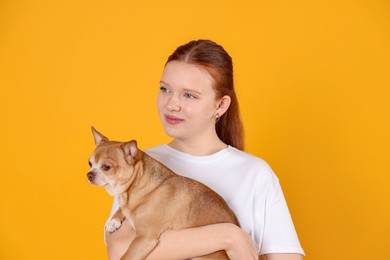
87,127,239,259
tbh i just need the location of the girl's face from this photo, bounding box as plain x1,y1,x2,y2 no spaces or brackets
157,61,221,142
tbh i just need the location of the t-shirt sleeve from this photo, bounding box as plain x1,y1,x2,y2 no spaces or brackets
259,172,305,255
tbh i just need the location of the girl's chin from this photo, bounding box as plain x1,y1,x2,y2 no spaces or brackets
162,126,181,138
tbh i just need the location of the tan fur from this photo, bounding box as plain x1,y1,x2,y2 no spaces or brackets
87,128,239,260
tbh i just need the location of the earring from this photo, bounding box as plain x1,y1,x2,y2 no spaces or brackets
215,113,220,123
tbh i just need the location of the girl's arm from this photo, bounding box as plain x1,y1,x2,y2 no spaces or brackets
105,220,134,260
105,220,258,260
264,254,303,260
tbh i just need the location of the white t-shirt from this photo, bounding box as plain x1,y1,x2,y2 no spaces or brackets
108,144,304,256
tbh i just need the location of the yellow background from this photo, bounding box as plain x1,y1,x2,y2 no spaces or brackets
1,0,389,259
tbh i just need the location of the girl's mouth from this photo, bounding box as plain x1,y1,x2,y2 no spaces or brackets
165,115,184,125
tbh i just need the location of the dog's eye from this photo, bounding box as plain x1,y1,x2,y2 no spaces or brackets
88,161,92,167
102,164,111,171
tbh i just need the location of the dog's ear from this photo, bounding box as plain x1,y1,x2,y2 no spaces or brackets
122,140,138,164
91,127,109,145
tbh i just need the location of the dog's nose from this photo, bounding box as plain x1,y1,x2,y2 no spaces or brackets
87,171,95,182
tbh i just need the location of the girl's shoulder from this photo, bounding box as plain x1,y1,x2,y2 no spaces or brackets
225,146,274,171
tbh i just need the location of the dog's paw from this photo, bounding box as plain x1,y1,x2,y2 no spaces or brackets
105,218,122,234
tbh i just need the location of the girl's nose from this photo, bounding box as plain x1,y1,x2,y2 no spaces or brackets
167,95,181,112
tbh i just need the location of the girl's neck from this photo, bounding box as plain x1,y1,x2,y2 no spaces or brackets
168,138,228,156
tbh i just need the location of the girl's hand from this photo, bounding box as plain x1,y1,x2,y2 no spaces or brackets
224,223,258,260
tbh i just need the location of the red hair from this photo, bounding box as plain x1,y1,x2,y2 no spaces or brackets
166,40,245,150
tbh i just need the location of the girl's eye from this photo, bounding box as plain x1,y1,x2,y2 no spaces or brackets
160,86,169,93
184,93,197,99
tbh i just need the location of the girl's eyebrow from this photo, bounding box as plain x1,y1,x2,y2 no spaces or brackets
183,88,202,96
160,80,169,86
160,80,202,95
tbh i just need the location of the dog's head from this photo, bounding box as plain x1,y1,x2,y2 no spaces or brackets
87,127,138,196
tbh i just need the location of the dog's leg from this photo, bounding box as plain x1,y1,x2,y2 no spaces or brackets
120,234,159,260
105,208,126,234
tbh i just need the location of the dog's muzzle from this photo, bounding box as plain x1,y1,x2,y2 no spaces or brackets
87,171,95,182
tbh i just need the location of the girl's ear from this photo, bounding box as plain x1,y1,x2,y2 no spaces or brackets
216,95,231,117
